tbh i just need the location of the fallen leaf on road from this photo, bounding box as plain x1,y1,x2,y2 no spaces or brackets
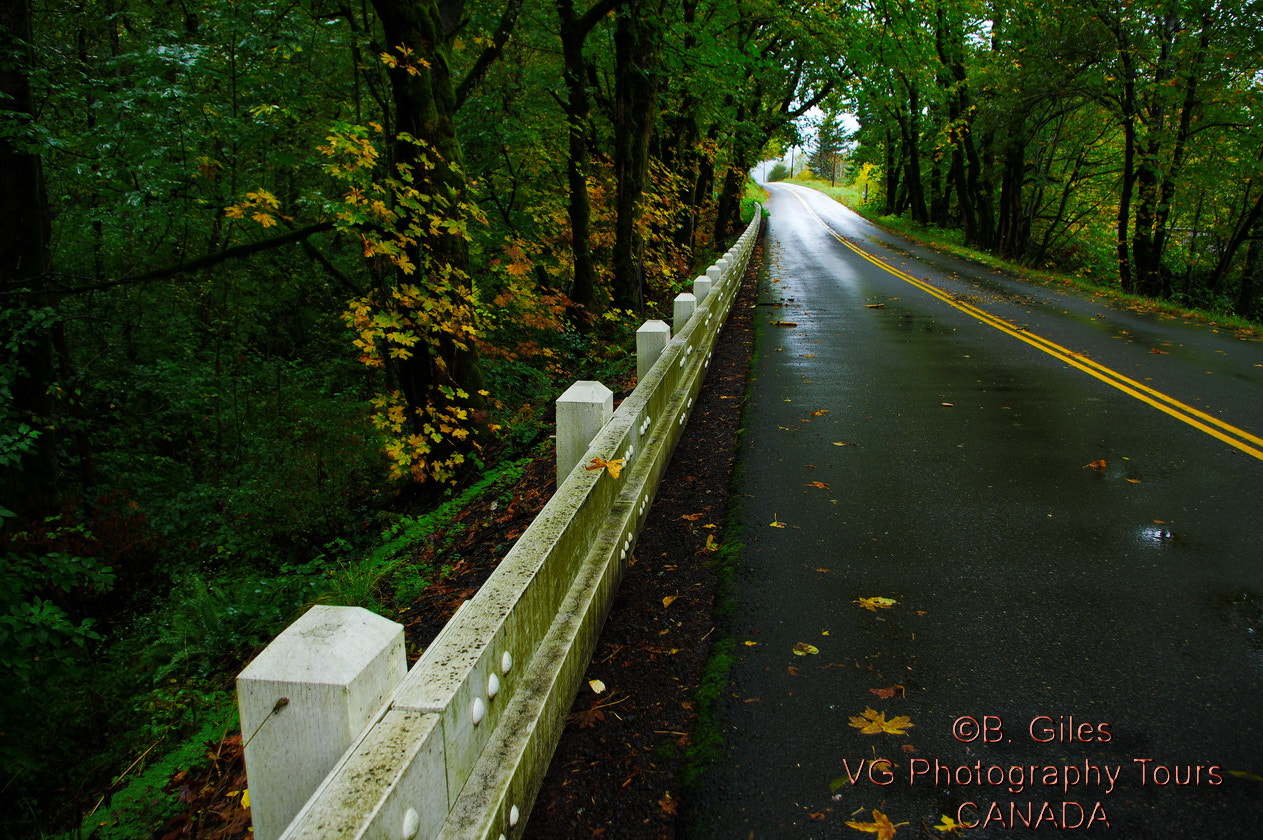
935,814,967,834
855,596,897,611
807,480,830,490
793,642,820,656
849,707,915,736
940,402,954,408
662,595,678,608
1227,770,1263,781
866,303,886,309
869,684,906,700
1084,459,1107,471
589,679,606,694
770,514,787,528
1149,348,1169,354
845,808,904,839
1126,478,1141,484
743,640,758,646
772,321,798,327
681,512,704,521
833,441,855,446
704,534,718,552
811,409,830,416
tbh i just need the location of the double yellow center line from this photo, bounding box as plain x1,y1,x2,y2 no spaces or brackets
781,186,1263,462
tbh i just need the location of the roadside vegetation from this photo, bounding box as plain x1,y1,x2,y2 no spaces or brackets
785,168,1262,334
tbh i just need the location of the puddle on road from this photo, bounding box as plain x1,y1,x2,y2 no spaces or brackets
1214,589,1263,656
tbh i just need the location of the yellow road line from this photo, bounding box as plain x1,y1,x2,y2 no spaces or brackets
778,186,1263,462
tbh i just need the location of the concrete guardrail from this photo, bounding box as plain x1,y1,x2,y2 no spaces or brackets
236,206,762,840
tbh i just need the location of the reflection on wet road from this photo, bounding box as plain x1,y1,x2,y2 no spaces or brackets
687,184,1263,839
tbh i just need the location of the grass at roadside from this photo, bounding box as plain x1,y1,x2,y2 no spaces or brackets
781,174,1261,335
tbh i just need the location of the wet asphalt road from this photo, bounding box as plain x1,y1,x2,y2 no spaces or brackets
688,184,1263,838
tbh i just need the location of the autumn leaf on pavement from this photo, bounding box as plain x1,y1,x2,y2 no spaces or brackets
662,595,679,608
570,704,606,728
869,684,905,700
770,513,787,528
1084,459,1107,472
934,814,967,834
811,409,829,416
849,707,915,735
585,456,626,478
806,480,830,490
658,793,678,816
855,596,897,611
792,642,819,656
588,679,606,694
845,808,905,839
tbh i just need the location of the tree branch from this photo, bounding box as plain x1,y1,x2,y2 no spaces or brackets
3,222,336,299
454,0,525,109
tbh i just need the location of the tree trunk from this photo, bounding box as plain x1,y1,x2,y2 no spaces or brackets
370,0,487,481
556,0,626,320
896,79,927,225
611,0,662,312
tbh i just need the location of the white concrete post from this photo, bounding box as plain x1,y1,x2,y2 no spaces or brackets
693,275,712,305
556,380,614,486
636,319,671,382
706,264,723,283
673,292,697,335
237,606,406,840
716,257,730,279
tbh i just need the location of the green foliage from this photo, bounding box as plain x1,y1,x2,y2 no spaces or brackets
0,549,114,690
765,162,790,181
74,707,238,840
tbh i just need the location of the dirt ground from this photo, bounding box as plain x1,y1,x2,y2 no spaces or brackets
522,244,759,840
154,236,760,840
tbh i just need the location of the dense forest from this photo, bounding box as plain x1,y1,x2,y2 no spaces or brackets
1,0,1259,834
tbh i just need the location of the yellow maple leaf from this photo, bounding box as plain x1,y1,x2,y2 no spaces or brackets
855,596,897,611
934,814,966,834
769,513,786,528
585,456,626,478
845,808,904,839
848,707,915,736
792,642,819,656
